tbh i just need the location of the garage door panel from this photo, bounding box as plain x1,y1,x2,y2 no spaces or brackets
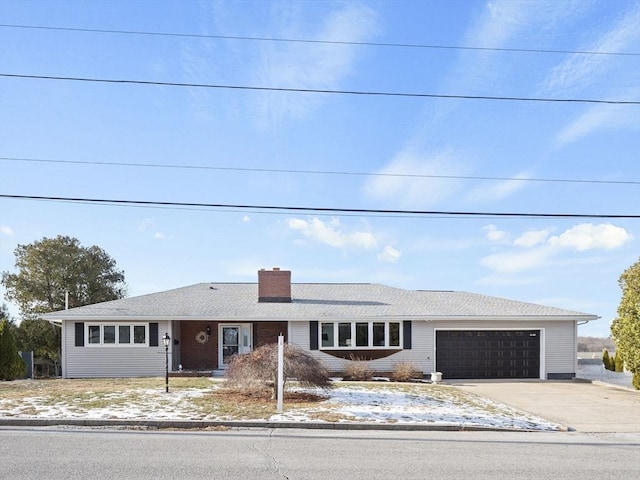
436,330,540,379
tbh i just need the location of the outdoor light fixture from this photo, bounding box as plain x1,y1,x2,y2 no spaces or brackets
206,324,211,335
162,332,171,393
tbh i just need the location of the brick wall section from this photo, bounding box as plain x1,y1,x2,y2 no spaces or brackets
258,268,291,303
254,322,288,347
180,321,218,370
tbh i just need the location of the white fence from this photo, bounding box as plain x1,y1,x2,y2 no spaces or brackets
576,364,633,388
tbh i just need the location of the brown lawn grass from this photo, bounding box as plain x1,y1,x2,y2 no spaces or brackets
0,378,514,424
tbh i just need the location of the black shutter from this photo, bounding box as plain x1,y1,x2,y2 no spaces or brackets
75,322,84,347
403,320,412,349
149,322,159,347
309,321,318,350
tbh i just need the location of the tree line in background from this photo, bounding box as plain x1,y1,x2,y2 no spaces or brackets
0,236,126,378
577,336,615,352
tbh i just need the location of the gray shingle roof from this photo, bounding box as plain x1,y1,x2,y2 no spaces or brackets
43,283,597,321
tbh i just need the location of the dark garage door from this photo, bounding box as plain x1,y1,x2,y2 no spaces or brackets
436,330,540,379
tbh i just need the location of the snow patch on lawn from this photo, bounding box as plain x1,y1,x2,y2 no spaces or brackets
0,382,562,430
270,385,561,431
0,388,209,420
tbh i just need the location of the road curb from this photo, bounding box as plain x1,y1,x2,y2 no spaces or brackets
0,417,556,433
591,380,639,392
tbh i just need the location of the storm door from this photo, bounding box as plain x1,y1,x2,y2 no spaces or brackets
218,324,252,368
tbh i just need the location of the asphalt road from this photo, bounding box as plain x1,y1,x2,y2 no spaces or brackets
1,427,639,480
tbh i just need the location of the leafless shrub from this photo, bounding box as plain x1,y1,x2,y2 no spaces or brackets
224,343,331,399
343,355,373,381
390,361,422,382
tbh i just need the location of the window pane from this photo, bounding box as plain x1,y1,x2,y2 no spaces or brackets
119,325,131,344
133,325,146,344
338,323,352,347
88,326,100,344
356,322,369,347
373,323,385,346
103,325,116,344
223,327,239,346
321,323,334,347
389,323,400,347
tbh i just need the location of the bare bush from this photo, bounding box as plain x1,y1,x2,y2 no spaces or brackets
343,356,373,381
390,361,422,382
225,343,331,399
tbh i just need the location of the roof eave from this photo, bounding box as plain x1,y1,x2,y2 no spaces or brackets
44,313,601,322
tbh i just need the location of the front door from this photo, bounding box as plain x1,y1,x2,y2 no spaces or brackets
219,324,252,368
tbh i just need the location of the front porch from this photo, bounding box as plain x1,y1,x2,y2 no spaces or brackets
171,320,288,371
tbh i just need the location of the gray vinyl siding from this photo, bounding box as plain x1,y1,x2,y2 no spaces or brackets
290,319,577,379
542,322,576,376
289,321,432,374
62,320,170,378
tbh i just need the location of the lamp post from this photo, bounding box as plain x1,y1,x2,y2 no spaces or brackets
162,332,171,393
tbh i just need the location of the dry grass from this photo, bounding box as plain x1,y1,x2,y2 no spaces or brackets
0,377,542,427
343,356,373,381
0,377,212,398
390,361,423,382
0,377,330,420
205,389,328,419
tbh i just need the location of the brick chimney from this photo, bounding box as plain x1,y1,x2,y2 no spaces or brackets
258,268,291,303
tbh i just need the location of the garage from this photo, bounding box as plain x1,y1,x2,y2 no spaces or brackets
436,330,540,379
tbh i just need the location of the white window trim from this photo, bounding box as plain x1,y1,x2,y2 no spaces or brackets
319,321,402,349
85,323,149,347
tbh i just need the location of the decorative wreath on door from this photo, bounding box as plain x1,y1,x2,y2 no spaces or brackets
195,331,210,344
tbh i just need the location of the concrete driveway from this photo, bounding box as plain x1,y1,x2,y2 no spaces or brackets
454,380,640,433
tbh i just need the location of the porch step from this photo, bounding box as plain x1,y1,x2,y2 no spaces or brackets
169,369,227,378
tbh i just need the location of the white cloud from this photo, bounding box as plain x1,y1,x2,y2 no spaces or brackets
363,150,467,207
483,224,510,243
287,217,377,251
242,215,251,223
542,6,640,146
378,245,401,263
480,246,553,273
465,172,531,203
477,273,545,287
554,98,640,147
255,4,377,125
480,223,633,275
450,0,582,94
548,223,632,251
541,5,640,96
154,232,166,240
0,225,13,236
514,228,551,248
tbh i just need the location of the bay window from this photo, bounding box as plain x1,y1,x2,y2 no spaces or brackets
320,321,402,349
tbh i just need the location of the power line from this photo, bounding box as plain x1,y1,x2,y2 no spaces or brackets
2,73,637,105
1,23,637,57
1,194,638,219
2,156,638,186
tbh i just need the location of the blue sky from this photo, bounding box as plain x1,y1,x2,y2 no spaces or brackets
1,0,638,337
